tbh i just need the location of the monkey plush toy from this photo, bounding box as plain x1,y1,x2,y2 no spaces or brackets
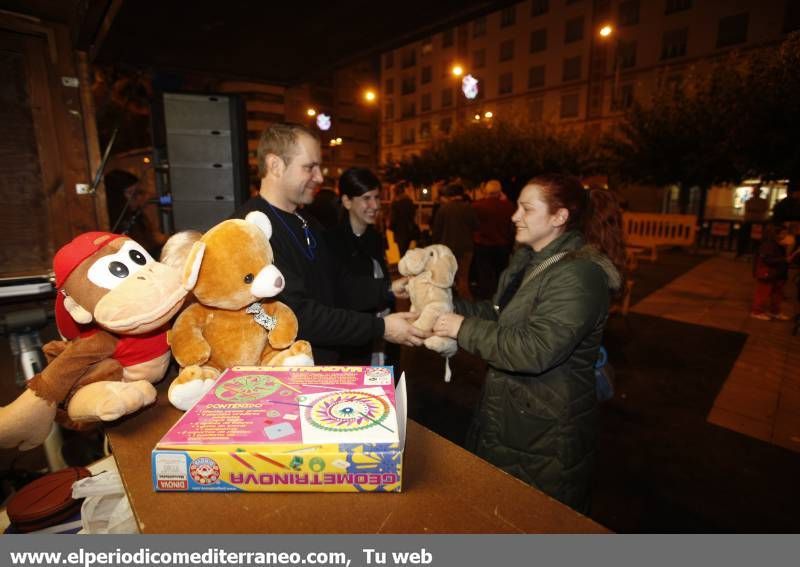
0,232,188,451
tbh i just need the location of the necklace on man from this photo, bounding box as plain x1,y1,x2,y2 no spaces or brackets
265,202,317,261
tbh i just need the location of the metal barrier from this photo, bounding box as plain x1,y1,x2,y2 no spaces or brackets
695,219,766,254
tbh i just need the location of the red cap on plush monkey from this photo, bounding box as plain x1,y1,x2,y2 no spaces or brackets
53,232,123,339
55,234,187,338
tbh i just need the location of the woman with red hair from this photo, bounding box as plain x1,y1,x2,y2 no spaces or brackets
433,174,626,513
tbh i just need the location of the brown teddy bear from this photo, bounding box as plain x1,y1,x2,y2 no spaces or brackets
167,211,313,410
398,244,459,360
0,232,189,450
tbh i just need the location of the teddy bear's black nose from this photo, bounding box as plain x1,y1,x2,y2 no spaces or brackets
275,276,284,289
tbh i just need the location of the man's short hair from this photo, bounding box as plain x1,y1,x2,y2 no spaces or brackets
256,123,320,178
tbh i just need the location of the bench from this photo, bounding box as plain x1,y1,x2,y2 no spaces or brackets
623,212,697,262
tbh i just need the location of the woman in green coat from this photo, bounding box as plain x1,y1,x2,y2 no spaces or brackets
433,174,626,513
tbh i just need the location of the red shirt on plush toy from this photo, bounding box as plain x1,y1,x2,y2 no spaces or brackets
0,232,188,451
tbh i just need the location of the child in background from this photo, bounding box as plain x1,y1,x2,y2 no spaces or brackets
751,224,798,320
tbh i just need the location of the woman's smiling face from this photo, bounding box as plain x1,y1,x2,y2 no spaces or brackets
343,188,381,231
511,184,568,251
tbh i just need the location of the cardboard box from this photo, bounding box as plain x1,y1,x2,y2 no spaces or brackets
151,366,406,492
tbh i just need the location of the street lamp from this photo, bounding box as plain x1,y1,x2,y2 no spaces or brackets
306,107,317,117
449,64,469,129
363,89,377,103
598,24,621,110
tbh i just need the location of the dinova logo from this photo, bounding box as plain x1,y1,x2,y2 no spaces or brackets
190,457,221,485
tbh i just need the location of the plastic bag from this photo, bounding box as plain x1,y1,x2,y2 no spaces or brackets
71,471,138,534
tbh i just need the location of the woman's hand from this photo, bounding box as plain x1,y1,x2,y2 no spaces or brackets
433,313,464,339
391,276,410,299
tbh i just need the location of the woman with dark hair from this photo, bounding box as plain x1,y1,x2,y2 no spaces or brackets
432,174,625,512
328,168,409,364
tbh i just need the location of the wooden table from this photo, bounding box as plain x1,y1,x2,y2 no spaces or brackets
106,382,609,534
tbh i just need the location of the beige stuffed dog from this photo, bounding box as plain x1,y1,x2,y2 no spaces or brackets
167,211,314,410
398,244,458,363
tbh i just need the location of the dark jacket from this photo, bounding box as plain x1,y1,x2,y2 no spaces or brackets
456,231,620,512
327,218,392,311
327,218,394,364
234,197,385,364
772,196,800,224
432,199,479,257
389,195,418,243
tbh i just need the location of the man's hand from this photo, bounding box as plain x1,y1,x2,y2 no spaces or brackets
390,276,410,299
433,313,465,339
384,312,429,346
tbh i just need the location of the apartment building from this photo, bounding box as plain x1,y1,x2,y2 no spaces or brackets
379,0,796,166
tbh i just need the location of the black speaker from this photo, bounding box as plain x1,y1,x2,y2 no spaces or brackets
160,92,248,231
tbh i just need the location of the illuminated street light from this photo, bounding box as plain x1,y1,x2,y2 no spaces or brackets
474,113,481,120
598,24,620,109
306,108,317,117
451,64,464,77
363,89,377,102
336,137,343,144
484,111,493,119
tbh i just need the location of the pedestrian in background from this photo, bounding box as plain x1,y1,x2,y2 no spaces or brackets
471,179,515,299
751,223,798,320
389,181,419,257
432,183,479,300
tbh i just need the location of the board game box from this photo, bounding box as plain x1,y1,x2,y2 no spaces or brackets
151,366,406,492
